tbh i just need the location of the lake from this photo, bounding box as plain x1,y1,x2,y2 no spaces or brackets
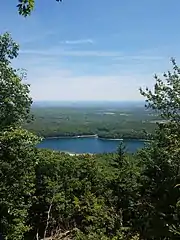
37,137,146,154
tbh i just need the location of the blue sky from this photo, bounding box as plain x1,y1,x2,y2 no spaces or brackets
1,0,180,101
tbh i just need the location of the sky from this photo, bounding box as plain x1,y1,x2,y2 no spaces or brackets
1,0,180,101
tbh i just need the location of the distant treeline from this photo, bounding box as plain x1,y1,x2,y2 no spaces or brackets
24,106,157,139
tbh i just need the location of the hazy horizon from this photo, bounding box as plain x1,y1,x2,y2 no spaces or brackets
32,100,145,108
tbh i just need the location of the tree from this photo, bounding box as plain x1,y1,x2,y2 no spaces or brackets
0,33,32,130
0,33,19,64
0,32,40,240
0,128,39,240
140,58,180,125
136,59,180,239
113,141,127,169
26,150,118,239
17,0,62,16
108,142,140,238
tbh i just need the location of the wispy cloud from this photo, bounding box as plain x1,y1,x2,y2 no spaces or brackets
19,49,122,57
30,72,149,102
16,42,173,102
19,48,164,62
17,46,159,101
114,56,164,61
60,39,94,45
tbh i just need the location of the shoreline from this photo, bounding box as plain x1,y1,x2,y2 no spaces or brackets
61,151,94,156
46,134,98,139
44,134,149,142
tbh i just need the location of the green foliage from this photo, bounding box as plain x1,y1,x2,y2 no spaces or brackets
24,105,156,139
0,32,19,64
75,230,140,240
27,150,115,239
24,149,141,240
112,141,127,168
137,59,180,239
0,32,39,239
17,0,62,16
0,128,40,239
140,58,180,124
0,33,32,130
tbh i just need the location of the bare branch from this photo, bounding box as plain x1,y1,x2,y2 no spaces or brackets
43,197,54,240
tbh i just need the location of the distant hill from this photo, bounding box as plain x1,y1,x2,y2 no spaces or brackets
32,101,145,109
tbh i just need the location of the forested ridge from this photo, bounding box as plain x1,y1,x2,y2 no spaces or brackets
1,32,180,240
24,106,157,140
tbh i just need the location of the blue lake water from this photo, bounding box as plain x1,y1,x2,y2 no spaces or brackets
37,137,146,154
